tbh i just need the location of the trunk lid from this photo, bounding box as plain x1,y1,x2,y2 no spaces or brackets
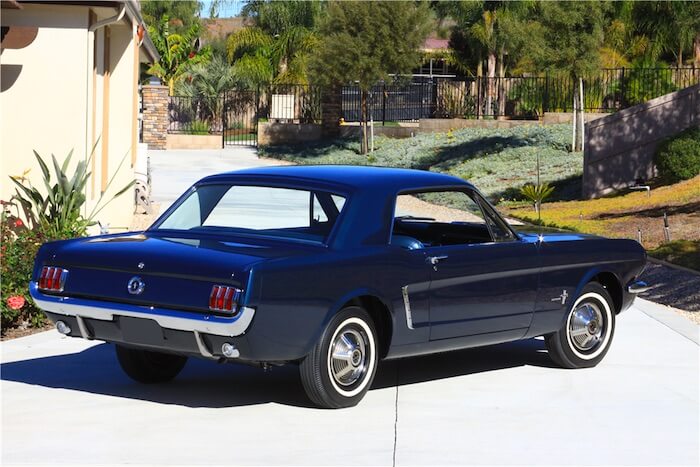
46,232,317,312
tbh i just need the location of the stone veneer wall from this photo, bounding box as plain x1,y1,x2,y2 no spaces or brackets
321,85,342,137
142,85,169,150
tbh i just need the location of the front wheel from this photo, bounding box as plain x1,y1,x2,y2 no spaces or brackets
300,306,379,409
545,282,616,369
115,345,188,383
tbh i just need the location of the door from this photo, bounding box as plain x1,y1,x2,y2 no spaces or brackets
391,189,539,341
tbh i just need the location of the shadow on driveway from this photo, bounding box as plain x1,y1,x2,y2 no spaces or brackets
1,339,555,409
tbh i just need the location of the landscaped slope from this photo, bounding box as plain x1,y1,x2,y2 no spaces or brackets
506,175,700,252
259,124,582,200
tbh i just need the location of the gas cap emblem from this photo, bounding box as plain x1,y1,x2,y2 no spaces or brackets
127,276,146,295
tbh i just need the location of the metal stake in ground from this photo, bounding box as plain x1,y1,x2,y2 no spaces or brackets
663,212,671,242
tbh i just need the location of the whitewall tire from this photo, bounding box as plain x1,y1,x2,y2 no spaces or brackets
545,282,616,369
300,306,378,408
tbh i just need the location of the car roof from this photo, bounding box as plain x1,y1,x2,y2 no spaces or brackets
199,165,472,192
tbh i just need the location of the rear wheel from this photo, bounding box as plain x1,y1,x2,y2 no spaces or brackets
545,282,616,369
115,345,188,383
300,306,378,409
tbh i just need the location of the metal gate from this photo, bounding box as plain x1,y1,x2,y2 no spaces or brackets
222,90,258,146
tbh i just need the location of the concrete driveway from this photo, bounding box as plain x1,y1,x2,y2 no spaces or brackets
1,299,697,466
148,147,281,212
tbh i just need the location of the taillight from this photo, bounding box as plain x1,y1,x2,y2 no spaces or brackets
39,266,69,292
209,285,242,313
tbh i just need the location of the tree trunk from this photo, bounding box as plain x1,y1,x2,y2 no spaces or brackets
695,32,700,67
497,48,506,119
476,57,483,119
572,78,584,152
486,51,496,117
361,89,368,155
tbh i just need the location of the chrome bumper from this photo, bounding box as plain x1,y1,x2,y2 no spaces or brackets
29,281,255,339
627,280,651,294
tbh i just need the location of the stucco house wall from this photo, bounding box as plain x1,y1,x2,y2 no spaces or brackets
1,1,156,232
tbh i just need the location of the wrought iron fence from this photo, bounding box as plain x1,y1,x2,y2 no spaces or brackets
340,67,700,122
168,85,323,145
165,68,699,143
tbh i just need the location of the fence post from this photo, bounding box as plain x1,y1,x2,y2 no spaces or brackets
476,77,481,119
221,91,226,148
382,83,386,126
544,74,550,114
619,67,626,110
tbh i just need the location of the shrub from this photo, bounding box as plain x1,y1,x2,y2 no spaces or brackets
654,127,700,183
188,120,211,135
0,210,50,329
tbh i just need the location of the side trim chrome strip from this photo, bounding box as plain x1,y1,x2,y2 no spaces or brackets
401,286,414,330
29,281,256,338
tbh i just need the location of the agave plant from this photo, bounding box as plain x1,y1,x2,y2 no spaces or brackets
520,182,555,220
9,144,134,239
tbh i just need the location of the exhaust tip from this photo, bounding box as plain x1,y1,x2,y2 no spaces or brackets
56,320,71,335
221,342,239,358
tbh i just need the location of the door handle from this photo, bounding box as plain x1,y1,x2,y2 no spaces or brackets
427,255,449,265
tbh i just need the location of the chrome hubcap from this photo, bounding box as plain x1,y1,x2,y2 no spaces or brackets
330,328,367,387
569,302,604,351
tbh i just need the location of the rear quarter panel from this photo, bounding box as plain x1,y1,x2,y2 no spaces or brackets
242,246,430,362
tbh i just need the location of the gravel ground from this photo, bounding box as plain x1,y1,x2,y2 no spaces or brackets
638,262,700,323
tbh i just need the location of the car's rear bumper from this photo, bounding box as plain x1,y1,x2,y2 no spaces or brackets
30,281,256,360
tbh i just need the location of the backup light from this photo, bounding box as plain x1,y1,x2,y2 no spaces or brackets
56,321,71,335
209,285,242,313
221,342,239,358
39,266,69,292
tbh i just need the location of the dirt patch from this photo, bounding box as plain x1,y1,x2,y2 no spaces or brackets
1,322,53,341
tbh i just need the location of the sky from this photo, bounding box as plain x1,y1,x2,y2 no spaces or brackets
199,0,245,19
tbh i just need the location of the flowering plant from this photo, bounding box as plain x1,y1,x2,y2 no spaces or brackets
1,205,48,330
7,295,25,310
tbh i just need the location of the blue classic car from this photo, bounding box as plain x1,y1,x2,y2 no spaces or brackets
31,166,648,408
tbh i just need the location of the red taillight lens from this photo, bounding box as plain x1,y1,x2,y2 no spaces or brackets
209,285,241,313
39,266,69,292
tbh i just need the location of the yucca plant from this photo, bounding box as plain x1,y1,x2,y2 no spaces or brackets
520,182,555,220
9,144,134,238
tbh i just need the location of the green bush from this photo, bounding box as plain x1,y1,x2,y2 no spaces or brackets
0,213,50,329
654,127,700,182
188,120,211,135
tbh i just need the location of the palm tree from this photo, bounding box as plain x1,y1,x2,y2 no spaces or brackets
633,1,700,67
226,1,321,87
175,55,236,131
147,15,210,95
464,1,533,116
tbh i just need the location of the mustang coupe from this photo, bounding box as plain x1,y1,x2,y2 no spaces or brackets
31,166,648,408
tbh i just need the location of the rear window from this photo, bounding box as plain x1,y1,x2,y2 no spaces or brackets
154,184,346,244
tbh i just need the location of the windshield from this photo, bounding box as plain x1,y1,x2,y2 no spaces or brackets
153,184,347,244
